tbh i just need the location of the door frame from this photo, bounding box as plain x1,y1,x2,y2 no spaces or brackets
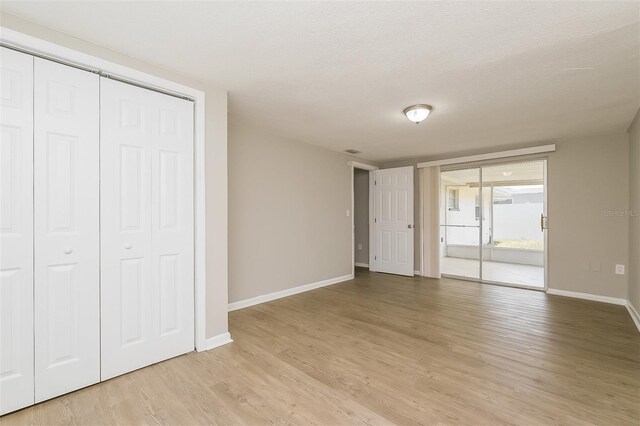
348,161,378,276
437,157,549,291
0,27,213,352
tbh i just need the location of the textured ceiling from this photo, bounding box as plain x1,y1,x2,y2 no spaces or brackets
2,1,639,161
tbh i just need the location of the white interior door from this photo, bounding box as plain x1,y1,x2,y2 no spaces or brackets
33,58,100,402
373,166,414,276
0,47,34,416
100,78,194,380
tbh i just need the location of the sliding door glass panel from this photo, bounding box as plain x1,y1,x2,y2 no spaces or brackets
476,184,492,261
480,161,545,288
440,168,481,280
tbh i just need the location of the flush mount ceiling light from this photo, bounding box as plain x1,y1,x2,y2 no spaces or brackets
403,104,432,124
502,171,513,177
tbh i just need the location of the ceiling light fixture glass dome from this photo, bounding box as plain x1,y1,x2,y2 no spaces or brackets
403,104,432,124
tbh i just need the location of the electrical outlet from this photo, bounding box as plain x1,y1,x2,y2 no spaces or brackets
615,264,625,275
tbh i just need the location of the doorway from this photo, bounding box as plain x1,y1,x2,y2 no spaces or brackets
440,159,547,289
350,163,415,278
350,161,377,276
353,168,371,269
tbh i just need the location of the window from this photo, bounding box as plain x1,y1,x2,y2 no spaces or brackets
448,188,459,211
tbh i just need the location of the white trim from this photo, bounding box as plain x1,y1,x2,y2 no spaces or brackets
414,270,421,276
0,28,204,99
348,160,378,171
368,170,376,271
355,262,369,268
418,168,424,277
479,163,484,281
194,92,207,352
417,144,556,168
1,27,211,352
351,165,355,276
626,302,640,333
205,332,233,351
543,159,549,291
546,289,626,305
228,274,353,311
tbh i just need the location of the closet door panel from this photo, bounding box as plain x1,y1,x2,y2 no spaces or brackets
100,79,153,379
0,47,34,416
33,58,100,402
101,78,194,380
152,90,194,357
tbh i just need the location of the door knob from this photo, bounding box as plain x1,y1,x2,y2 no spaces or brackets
124,243,132,249
408,224,413,229
63,247,73,254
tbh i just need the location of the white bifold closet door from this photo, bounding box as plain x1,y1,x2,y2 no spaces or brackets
33,58,100,402
100,78,194,380
0,47,35,416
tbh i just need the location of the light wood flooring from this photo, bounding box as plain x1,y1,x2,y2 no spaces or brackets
2,268,639,425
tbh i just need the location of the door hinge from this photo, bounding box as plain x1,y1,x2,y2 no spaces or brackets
375,256,377,260
375,180,377,185
374,218,377,223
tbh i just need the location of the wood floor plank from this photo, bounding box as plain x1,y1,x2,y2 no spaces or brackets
1,269,638,425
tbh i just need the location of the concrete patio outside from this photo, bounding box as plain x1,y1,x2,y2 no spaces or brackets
441,256,544,288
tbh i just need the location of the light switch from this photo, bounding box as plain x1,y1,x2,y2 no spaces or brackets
357,244,362,250
615,264,625,275
346,209,350,217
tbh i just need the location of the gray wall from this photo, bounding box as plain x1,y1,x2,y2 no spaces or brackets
1,13,231,339
629,111,640,309
354,169,370,265
383,133,630,299
228,121,376,303
547,135,629,299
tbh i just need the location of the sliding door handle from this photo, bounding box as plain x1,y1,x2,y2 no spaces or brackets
540,214,548,231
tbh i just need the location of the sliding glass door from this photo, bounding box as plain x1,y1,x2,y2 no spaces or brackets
440,168,481,280
440,160,546,289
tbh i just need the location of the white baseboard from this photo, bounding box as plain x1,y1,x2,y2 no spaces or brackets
414,270,421,276
203,332,233,351
626,302,640,333
354,262,369,268
228,274,354,312
546,288,626,305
